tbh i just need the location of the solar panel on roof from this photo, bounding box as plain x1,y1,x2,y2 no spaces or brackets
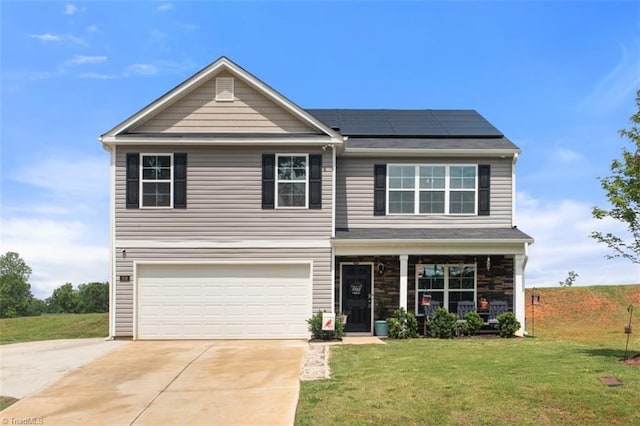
305,109,504,137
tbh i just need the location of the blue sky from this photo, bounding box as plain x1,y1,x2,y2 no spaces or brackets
1,1,639,298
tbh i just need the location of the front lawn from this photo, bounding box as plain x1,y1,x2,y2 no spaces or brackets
0,313,109,345
296,338,640,425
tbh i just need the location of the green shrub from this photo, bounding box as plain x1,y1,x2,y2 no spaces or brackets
462,311,484,336
497,311,521,338
387,307,418,339
307,311,345,340
424,307,457,338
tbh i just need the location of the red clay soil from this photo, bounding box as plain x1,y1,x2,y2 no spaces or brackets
524,285,640,342
624,353,640,366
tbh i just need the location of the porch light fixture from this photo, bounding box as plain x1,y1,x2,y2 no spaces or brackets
486,256,491,271
122,249,126,259
377,262,385,276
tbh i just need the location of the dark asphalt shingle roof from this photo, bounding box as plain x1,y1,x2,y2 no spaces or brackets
334,227,533,242
306,109,503,138
345,137,519,151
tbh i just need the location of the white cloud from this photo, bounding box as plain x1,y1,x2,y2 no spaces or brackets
28,32,87,47
64,3,77,15
29,33,62,42
576,43,640,116
126,63,159,76
65,55,108,66
554,147,584,163
517,192,640,287
157,3,174,11
0,218,108,299
79,72,120,80
2,154,109,299
11,155,108,199
86,24,98,33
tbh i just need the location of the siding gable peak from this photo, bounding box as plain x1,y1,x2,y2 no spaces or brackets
100,56,343,144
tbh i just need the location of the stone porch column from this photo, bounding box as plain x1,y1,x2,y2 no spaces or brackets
399,255,408,310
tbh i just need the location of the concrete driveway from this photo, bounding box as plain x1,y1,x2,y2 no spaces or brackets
1,340,307,425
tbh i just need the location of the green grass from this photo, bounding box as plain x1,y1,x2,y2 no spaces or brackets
297,285,640,425
0,313,109,345
296,338,640,425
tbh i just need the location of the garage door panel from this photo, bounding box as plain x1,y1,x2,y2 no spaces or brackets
137,263,312,339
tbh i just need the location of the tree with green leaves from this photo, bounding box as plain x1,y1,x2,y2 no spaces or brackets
591,90,640,264
0,251,34,318
47,282,79,314
77,282,109,313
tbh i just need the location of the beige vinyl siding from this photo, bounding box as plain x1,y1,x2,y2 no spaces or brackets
113,247,331,337
131,71,317,134
115,146,333,240
336,156,513,229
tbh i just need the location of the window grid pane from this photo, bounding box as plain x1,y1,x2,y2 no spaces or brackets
419,191,445,214
389,191,414,214
419,166,445,189
450,191,475,214
389,166,415,189
450,166,476,189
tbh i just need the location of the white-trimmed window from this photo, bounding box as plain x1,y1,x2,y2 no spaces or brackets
141,154,172,207
276,154,308,208
416,264,476,315
388,165,477,215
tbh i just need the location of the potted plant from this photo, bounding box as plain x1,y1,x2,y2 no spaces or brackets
479,296,489,311
374,298,389,337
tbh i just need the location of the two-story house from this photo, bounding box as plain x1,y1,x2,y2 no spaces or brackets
100,57,533,340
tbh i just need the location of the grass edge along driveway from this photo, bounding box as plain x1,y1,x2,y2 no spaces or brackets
296,338,640,425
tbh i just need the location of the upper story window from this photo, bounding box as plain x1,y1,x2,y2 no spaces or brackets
276,154,308,208
141,154,172,207
387,165,477,215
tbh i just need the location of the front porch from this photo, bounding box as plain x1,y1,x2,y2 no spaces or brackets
334,254,521,335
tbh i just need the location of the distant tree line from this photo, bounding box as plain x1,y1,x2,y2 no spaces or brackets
0,251,108,318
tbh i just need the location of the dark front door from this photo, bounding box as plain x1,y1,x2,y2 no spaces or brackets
342,264,372,333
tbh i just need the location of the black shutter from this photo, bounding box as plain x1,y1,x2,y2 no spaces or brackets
126,153,139,209
309,154,322,209
173,153,187,209
478,164,490,216
262,154,275,209
373,164,386,216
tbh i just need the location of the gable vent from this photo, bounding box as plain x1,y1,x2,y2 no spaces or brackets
215,77,234,101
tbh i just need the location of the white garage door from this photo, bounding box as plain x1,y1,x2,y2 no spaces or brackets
136,262,312,340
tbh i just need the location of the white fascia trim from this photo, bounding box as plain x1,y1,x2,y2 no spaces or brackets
117,239,331,249
341,148,520,157
512,152,519,227
100,135,343,146
103,57,341,140
333,241,531,256
332,238,534,246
